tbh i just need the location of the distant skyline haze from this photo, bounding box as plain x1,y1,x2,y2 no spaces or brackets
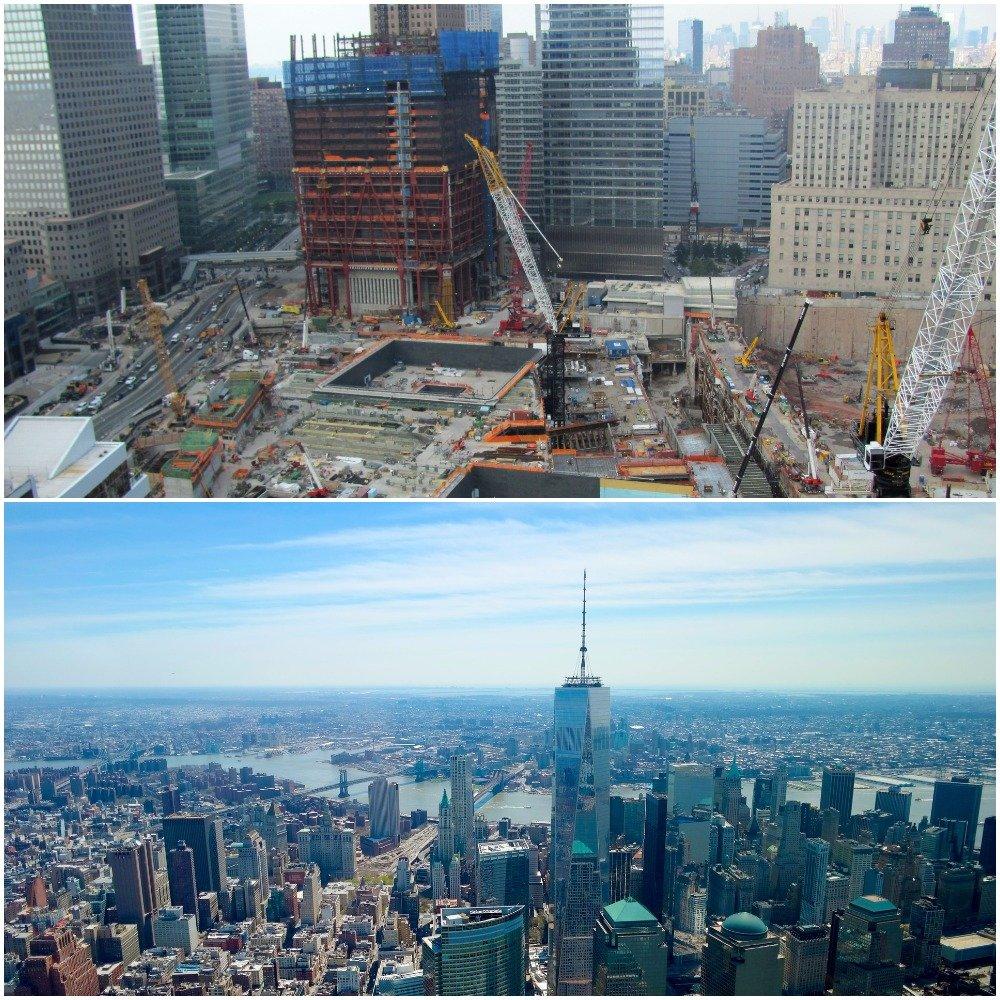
148,4,997,76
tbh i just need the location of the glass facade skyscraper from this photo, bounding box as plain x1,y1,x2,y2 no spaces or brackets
820,765,855,832
930,776,983,854
540,4,664,277
4,4,181,312
137,4,253,251
663,115,787,229
593,898,669,994
421,906,526,995
550,576,611,993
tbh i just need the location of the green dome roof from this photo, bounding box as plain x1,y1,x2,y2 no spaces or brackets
603,897,657,925
853,895,897,915
722,912,768,939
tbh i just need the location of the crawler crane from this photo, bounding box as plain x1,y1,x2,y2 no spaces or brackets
467,133,571,425
862,91,995,496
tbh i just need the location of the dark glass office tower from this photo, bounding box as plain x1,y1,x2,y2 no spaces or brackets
930,777,984,854
540,4,665,278
979,816,996,875
137,4,253,251
820,766,855,833
640,793,670,920
162,813,226,896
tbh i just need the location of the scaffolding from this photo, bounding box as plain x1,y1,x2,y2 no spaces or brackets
287,30,499,317
295,162,486,316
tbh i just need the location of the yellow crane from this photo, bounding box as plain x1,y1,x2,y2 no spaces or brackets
736,336,760,370
432,299,457,331
557,281,587,334
137,279,186,419
858,310,899,447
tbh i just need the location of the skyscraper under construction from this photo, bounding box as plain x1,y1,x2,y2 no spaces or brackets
284,28,499,319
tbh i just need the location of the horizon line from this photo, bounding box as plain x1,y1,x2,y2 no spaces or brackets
6,683,995,696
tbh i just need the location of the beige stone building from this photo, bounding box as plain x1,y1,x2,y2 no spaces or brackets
665,80,712,119
768,67,994,299
370,4,466,38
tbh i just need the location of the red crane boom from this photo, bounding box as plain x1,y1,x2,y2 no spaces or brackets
930,327,996,475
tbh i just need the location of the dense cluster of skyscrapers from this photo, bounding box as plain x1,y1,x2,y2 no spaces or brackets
3,580,996,995
4,2,994,384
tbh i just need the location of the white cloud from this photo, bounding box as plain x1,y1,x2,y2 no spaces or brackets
5,504,994,690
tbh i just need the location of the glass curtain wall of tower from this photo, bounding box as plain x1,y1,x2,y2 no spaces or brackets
540,4,665,278
137,4,254,251
550,581,611,993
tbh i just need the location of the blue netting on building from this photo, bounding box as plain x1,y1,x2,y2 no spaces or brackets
438,30,499,72
284,54,444,99
283,30,498,102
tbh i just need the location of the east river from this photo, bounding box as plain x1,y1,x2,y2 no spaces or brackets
7,748,993,845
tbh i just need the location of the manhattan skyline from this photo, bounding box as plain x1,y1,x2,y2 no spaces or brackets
172,3,999,77
6,503,994,691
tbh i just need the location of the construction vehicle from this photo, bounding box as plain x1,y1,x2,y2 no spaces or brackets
432,299,457,331
857,310,900,455
863,101,995,496
299,441,330,497
137,279,185,419
736,336,759,371
930,326,996,476
733,301,811,496
557,281,587,335
466,132,569,425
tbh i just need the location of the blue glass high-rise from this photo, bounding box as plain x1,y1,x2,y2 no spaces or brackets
550,574,611,992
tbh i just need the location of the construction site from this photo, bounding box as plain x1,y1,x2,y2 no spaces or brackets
9,30,994,501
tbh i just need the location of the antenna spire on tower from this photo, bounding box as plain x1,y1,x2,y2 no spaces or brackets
565,570,600,686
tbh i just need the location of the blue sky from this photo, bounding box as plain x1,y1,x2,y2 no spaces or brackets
4,503,995,692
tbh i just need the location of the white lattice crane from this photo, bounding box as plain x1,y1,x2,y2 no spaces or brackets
467,133,574,425
866,107,996,496
466,133,561,334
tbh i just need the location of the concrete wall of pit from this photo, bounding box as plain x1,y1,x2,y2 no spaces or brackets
328,339,540,389
739,294,996,365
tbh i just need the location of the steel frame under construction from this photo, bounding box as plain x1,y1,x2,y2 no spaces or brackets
295,162,486,318
286,30,499,319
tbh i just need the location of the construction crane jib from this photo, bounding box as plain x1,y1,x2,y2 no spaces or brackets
873,111,996,484
137,279,185,419
466,134,561,334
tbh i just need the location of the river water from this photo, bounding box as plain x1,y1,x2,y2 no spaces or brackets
7,749,993,842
